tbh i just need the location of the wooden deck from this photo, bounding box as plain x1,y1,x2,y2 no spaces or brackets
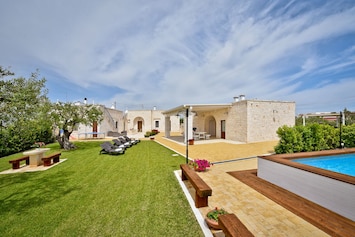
228,170,355,237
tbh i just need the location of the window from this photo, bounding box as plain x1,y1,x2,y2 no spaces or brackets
155,120,159,128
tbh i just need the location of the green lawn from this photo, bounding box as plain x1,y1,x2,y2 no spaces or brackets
0,141,204,237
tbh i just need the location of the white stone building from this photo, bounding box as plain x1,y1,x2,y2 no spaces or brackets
74,96,295,142
163,96,295,143
74,105,180,138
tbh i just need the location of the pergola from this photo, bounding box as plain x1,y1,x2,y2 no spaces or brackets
163,104,231,164
163,103,231,142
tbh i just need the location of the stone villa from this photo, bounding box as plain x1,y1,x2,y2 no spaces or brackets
74,96,295,143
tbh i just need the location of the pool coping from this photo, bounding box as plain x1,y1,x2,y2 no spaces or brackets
258,148,355,185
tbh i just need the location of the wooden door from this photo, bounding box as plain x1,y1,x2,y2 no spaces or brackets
93,121,98,137
138,121,142,132
221,120,225,139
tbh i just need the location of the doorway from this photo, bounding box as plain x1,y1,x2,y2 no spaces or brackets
205,116,216,137
93,121,98,137
138,121,143,132
221,120,225,139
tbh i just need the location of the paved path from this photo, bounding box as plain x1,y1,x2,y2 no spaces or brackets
154,133,329,236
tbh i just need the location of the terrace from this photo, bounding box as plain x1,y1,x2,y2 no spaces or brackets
155,133,355,236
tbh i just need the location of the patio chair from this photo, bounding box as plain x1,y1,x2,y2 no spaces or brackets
112,139,130,149
118,136,133,147
100,142,125,155
123,135,140,144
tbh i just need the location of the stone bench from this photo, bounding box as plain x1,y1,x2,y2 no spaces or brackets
42,152,61,167
9,156,30,169
218,213,254,237
180,164,212,208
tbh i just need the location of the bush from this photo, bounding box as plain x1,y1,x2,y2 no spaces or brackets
0,120,53,157
274,125,303,154
275,124,341,154
342,124,355,147
144,130,159,137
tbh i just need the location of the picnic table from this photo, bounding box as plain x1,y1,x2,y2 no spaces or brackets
23,148,50,167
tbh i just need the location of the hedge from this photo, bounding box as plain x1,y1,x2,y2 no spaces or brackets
274,123,354,154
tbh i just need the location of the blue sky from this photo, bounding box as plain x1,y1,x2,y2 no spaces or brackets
1,0,355,114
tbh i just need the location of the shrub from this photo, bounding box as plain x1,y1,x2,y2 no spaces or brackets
275,124,341,154
144,130,159,137
342,124,355,148
274,125,303,154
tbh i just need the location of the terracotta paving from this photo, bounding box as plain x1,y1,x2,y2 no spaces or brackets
152,133,355,236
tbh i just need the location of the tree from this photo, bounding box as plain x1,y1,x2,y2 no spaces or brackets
49,102,103,150
343,108,355,125
0,68,52,156
0,66,14,77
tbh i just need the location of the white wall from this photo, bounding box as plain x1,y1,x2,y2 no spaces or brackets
258,158,355,221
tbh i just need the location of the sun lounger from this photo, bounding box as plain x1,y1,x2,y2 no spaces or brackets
100,142,125,155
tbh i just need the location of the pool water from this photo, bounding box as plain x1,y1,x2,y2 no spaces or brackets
293,154,355,177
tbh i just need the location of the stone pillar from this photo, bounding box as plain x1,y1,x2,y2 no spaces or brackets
184,111,194,143
165,116,171,137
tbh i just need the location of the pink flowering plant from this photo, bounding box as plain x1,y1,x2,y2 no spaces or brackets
189,159,212,171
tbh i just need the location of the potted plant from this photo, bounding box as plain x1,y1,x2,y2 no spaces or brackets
205,207,229,229
189,159,212,172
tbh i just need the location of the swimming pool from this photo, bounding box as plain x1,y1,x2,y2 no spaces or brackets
293,154,355,177
258,149,355,221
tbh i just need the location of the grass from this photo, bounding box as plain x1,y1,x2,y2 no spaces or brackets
0,141,204,237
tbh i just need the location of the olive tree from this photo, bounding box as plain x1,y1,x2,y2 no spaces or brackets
49,101,103,150
0,68,52,156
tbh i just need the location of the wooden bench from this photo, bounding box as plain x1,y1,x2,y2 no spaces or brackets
218,214,254,237
42,152,61,167
9,156,30,169
180,164,212,208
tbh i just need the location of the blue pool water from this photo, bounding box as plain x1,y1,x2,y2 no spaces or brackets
293,154,355,177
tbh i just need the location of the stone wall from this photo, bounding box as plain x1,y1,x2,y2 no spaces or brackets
247,100,295,142
228,100,295,142
125,110,180,135
227,101,248,141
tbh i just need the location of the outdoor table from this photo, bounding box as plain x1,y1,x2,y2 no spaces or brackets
194,132,207,139
23,148,50,167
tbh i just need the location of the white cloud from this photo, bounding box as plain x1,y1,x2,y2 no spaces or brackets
1,0,355,113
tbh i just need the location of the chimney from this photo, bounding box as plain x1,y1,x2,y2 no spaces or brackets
233,96,239,102
240,95,245,100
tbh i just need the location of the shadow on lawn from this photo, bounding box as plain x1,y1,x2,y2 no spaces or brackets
0,171,79,214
